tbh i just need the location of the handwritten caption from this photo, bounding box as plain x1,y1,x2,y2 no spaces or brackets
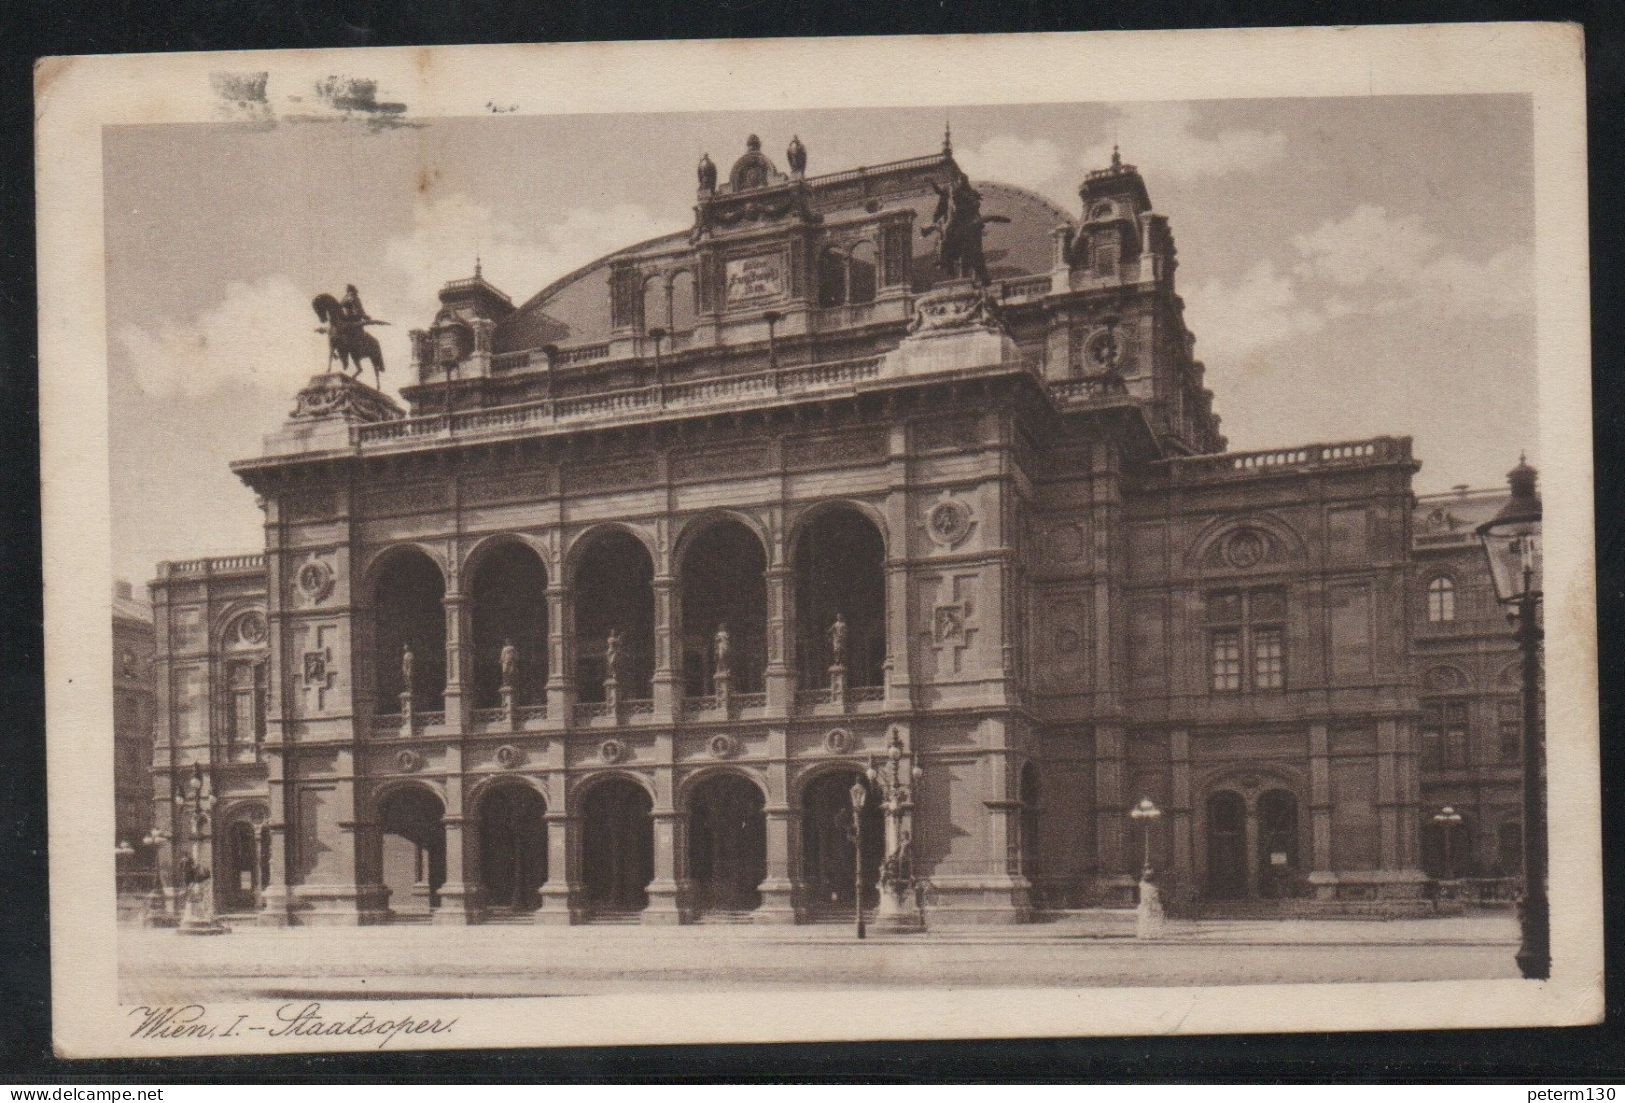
129,1002,459,1050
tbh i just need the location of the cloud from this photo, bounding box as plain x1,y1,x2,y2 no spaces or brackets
1185,204,1533,368
1183,260,1334,366
116,195,675,404
1079,102,1289,182
953,135,1067,195
116,274,324,403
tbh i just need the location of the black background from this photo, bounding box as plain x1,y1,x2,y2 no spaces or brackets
2,0,1622,1083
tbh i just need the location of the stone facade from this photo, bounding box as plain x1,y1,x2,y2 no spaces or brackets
113,580,156,886
146,135,1523,925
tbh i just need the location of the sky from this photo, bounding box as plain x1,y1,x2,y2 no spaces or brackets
104,96,1535,588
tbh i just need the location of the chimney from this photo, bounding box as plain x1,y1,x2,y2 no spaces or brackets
114,579,133,600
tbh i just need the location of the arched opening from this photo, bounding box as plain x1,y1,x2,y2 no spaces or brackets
220,819,259,913
581,778,653,916
470,542,549,708
573,530,655,702
372,549,447,713
817,248,847,307
679,520,767,697
477,784,548,913
670,270,697,335
378,786,446,919
799,771,883,918
641,275,667,334
793,506,886,690
1256,789,1300,899
848,241,877,304
1019,762,1041,904
686,774,766,915
1205,790,1248,900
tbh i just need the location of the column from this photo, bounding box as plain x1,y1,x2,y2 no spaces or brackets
1168,728,1193,884
1309,722,1333,872
545,583,573,723
651,575,678,720
1093,723,1126,878
443,588,470,731
764,567,793,715
757,807,797,923
1243,801,1261,898
883,561,913,709
433,753,482,924
257,750,293,926
644,808,684,924
538,811,583,924
1377,717,1399,868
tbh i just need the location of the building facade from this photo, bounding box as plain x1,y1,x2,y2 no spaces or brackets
148,133,1522,925
113,578,156,889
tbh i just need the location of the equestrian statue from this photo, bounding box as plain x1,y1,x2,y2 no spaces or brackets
922,170,1010,286
312,283,388,389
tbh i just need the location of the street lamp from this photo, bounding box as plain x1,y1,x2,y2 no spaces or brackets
174,763,229,936
846,779,868,940
1129,797,1166,939
1129,796,1162,878
1475,455,1546,980
865,728,926,933
142,827,176,927
1432,804,1465,888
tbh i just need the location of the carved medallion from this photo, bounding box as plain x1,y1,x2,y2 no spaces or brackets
599,739,626,764
823,728,852,754
1224,529,1268,569
1050,523,1086,563
236,611,268,645
496,744,524,769
296,557,335,605
301,649,330,685
708,734,738,759
395,750,423,773
925,496,975,550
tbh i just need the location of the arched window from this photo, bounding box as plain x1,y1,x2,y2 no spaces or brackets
679,520,768,696
641,275,667,335
848,241,877,304
793,506,886,689
372,549,447,713
817,248,846,308
1427,576,1456,622
573,529,655,702
469,542,549,708
669,269,697,334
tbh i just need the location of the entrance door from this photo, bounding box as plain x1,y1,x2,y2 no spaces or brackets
1205,790,1248,900
479,785,548,912
799,771,883,914
687,775,766,914
221,820,259,912
1256,789,1300,899
582,778,653,914
379,787,446,917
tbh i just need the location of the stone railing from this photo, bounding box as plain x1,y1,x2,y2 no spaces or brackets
1048,377,1132,404
472,707,505,725
849,686,885,703
354,353,886,451
998,274,1053,300
516,704,548,722
734,692,766,710
1160,436,1413,482
163,553,266,575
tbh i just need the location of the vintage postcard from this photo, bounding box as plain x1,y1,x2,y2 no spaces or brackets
37,25,1600,1058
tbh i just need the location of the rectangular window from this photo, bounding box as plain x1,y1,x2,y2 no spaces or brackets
1210,629,1242,691
1206,587,1287,693
1252,627,1284,689
1497,699,1522,761
1422,700,1471,769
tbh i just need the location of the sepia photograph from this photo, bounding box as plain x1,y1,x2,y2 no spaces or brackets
36,26,1600,1058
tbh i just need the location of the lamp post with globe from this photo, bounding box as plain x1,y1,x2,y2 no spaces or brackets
865,728,926,933
174,763,229,936
1475,456,1545,979
1130,797,1166,938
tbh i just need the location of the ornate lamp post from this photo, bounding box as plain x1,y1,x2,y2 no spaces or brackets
1475,456,1546,979
845,779,868,940
865,728,926,933
174,763,229,936
1129,797,1165,938
142,827,176,927
1432,805,1464,882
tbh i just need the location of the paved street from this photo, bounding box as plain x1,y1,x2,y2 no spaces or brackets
120,914,1520,1002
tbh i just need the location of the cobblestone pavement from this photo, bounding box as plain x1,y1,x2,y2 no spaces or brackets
120,914,1520,1002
